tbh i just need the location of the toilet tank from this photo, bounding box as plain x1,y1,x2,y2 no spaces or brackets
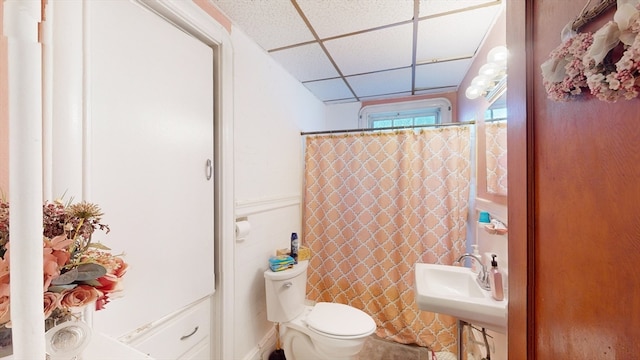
264,260,308,323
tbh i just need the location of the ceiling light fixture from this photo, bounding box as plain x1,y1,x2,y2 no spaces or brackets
465,46,508,100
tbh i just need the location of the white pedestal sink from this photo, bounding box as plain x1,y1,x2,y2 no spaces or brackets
414,263,507,332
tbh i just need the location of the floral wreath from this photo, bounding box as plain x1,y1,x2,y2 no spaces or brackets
542,0,640,102
541,31,594,101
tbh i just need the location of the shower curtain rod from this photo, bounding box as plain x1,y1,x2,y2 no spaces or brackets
300,120,476,136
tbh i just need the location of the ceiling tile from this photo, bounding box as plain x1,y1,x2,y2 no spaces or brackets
270,43,339,82
359,92,413,102
415,5,500,62
213,0,314,50
325,98,359,105
210,0,504,103
415,58,472,90
347,68,413,98
414,87,457,96
324,24,414,76
303,78,355,102
297,0,414,39
419,0,500,17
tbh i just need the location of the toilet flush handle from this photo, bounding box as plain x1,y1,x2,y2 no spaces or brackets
283,282,293,288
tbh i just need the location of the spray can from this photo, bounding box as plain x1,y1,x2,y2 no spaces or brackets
290,232,299,264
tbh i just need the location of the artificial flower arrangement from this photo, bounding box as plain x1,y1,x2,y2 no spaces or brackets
0,198,127,334
541,31,594,101
541,0,640,102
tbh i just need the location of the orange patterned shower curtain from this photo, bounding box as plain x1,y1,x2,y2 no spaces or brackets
303,126,471,353
485,120,508,195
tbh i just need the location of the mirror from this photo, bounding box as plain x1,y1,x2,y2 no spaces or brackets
484,90,507,196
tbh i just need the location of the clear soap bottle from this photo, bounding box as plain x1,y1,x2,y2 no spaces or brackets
489,254,504,301
471,245,482,275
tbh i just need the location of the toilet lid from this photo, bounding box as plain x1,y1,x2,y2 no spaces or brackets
306,302,376,337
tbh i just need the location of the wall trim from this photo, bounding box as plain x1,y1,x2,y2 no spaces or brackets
506,0,532,357
241,326,276,360
235,194,302,218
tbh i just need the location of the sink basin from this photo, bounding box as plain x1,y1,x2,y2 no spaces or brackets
414,263,507,332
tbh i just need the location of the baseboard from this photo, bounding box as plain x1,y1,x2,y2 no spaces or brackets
242,326,276,360
241,348,261,360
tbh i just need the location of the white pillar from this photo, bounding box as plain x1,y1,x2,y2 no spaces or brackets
4,0,46,359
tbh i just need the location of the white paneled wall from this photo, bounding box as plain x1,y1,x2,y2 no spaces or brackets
324,102,361,130
232,27,324,201
234,202,302,360
229,27,324,360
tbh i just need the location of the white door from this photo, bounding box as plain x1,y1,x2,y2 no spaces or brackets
86,0,215,337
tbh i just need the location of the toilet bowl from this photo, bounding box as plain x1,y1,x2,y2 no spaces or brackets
264,261,376,360
281,303,376,360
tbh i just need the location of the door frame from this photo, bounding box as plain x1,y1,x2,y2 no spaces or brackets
506,0,535,358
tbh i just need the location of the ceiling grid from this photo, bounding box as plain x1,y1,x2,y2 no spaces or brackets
212,0,503,103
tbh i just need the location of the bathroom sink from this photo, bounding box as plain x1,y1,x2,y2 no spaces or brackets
414,263,507,332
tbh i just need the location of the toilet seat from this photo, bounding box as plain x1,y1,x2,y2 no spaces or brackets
306,302,376,339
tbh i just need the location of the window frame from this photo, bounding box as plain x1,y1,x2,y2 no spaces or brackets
358,98,453,129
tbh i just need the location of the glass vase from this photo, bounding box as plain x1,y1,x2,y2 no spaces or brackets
44,306,93,360
0,305,93,359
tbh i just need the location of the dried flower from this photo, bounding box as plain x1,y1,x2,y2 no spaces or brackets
543,3,640,102
583,16,640,102
0,198,126,329
541,32,594,101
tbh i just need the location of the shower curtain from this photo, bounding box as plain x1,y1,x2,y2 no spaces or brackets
485,120,508,195
303,126,471,353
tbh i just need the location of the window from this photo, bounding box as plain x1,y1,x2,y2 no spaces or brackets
485,106,507,120
484,91,507,121
358,98,452,129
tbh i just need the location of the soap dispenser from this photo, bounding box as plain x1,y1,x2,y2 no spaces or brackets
489,254,504,301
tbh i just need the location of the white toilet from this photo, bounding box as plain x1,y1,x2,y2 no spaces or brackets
264,260,376,360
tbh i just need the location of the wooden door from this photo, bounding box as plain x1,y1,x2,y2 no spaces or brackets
509,0,640,358
86,0,215,337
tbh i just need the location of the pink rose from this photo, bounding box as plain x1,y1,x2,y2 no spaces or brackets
43,292,62,319
94,275,122,311
94,256,128,311
95,293,110,311
96,275,120,293
46,235,74,251
43,249,62,291
60,285,102,311
112,257,128,278
43,237,71,291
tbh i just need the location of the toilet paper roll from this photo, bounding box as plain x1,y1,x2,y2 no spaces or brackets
235,220,251,242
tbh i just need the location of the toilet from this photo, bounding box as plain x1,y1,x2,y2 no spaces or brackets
264,260,376,360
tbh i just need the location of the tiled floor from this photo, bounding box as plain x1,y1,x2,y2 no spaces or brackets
356,335,458,360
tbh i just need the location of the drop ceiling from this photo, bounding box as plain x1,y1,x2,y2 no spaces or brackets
211,0,503,104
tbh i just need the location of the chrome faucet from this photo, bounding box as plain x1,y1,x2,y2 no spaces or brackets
455,253,491,291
